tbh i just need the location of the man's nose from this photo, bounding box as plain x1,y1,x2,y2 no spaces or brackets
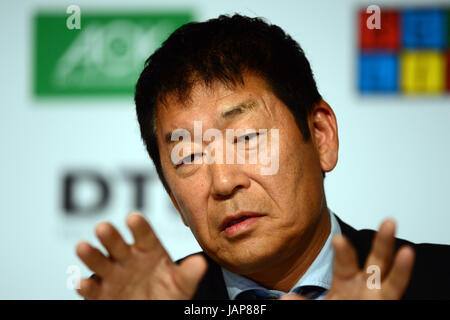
209,163,250,199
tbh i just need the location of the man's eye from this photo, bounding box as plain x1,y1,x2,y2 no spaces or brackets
176,153,203,168
235,132,259,144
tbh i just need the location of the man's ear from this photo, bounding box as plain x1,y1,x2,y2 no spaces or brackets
168,191,189,227
310,100,339,173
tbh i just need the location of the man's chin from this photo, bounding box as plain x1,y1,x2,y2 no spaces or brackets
212,248,283,276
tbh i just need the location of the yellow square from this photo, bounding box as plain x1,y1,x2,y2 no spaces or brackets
401,51,445,94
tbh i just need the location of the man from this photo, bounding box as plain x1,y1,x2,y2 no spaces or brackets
75,14,450,300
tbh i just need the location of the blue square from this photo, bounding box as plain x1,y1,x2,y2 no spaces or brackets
359,53,398,93
402,8,445,49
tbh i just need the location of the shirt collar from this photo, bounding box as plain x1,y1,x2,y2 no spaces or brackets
221,208,342,300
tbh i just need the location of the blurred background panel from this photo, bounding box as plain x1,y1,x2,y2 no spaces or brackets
0,0,449,299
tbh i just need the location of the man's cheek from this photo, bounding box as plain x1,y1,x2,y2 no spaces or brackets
179,212,190,227
187,217,208,238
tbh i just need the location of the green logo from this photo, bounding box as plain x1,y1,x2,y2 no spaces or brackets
34,10,194,97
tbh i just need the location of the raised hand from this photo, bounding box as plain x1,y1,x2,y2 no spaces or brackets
75,213,207,299
282,219,415,300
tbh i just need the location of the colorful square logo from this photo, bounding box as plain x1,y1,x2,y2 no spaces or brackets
358,6,450,95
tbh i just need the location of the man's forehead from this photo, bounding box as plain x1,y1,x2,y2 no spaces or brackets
155,74,277,140
161,100,260,144
158,87,259,122
158,79,237,112
157,72,271,112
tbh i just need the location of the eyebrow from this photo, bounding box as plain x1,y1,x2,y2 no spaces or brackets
164,100,258,144
219,100,257,120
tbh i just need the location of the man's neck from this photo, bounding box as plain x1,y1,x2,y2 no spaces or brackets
245,206,331,292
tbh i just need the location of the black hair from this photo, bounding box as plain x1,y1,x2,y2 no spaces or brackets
135,13,323,192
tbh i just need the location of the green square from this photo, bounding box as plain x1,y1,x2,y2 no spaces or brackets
33,10,194,97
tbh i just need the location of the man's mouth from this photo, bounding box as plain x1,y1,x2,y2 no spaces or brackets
220,212,265,237
226,216,251,228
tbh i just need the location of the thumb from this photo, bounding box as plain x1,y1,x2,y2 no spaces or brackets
279,293,308,300
175,254,208,299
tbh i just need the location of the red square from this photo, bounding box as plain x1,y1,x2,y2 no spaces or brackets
359,9,400,51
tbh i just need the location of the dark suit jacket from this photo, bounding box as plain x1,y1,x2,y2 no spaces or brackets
181,215,450,300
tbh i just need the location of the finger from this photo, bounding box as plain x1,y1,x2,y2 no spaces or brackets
77,277,102,300
364,219,396,279
332,235,359,280
126,212,161,251
382,245,415,299
76,241,113,278
279,294,307,300
95,222,130,261
174,254,208,299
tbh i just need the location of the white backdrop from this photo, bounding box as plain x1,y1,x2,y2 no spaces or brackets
0,0,449,299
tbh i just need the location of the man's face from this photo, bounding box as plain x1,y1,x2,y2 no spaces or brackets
155,73,331,275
